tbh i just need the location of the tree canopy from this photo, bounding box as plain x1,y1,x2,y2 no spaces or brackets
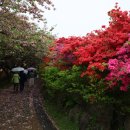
0,0,55,75
0,0,54,20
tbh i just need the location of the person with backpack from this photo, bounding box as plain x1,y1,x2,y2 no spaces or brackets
12,72,20,92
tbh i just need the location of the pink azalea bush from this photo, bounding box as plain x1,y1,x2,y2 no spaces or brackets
106,41,130,91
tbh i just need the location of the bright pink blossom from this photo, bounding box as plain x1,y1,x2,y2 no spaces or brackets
106,43,130,91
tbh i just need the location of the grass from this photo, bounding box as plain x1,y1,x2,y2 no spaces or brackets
44,99,79,130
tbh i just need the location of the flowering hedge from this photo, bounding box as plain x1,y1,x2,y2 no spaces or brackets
43,4,130,107
44,4,130,95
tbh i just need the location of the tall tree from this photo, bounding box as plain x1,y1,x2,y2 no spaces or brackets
0,0,55,77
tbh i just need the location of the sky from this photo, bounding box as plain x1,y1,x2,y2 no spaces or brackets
42,0,130,38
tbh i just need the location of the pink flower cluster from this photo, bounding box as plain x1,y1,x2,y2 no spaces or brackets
106,43,130,91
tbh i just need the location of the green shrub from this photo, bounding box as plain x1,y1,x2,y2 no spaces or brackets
41,65,115,106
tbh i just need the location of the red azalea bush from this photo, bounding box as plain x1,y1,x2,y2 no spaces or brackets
44,4,130,93
50,4,130,78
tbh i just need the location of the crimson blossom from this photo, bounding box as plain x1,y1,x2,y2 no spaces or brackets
49,4,130,78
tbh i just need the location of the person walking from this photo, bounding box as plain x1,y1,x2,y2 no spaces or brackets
19,71,27,92
12,72,20,92
28,70,35,87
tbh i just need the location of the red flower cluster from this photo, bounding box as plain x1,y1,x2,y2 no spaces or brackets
48,5,130,79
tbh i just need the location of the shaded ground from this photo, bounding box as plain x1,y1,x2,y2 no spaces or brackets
0,79,58,130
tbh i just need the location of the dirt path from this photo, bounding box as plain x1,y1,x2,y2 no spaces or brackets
0,79,58,130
